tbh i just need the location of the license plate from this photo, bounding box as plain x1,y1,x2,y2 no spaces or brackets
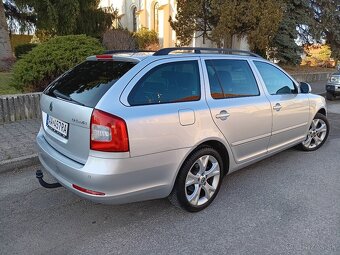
47,115,69,138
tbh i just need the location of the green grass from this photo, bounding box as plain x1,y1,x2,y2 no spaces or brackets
0,72,19,95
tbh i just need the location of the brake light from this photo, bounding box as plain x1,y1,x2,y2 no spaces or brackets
96,55,113,59
90,109,129,152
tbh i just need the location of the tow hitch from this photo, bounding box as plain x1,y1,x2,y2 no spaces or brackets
36,170,62,189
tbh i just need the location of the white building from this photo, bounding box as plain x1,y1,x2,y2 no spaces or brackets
99,0,249,50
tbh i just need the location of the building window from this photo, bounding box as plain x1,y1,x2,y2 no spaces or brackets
153,2,159,33
132,6,137,32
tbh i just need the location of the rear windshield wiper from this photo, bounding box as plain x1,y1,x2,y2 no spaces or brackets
52,90,85,106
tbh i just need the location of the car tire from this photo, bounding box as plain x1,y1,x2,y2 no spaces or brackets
168,146,224,212
297,113,330,151
326,91,335,101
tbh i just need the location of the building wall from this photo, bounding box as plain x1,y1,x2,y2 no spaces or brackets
99,0,247,49
99,0,175,47
232,35,250,51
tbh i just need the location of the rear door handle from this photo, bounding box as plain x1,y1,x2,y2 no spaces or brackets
215,110,230,120
273,103,282,111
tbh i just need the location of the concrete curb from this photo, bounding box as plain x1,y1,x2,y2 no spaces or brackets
0,154,39,174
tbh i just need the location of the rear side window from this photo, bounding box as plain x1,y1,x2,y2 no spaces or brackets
206,59,259,99
254,61,297,95
45,60,136,107
128,61,201,106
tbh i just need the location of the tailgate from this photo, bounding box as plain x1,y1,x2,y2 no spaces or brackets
39,59,136,164
40,94,92,164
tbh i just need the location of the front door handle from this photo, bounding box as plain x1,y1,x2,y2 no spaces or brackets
216,110,230,120
273,103,282,112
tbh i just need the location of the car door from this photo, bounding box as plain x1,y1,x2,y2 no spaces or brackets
202,57,272,163
119,57,209,157
253,60,310,152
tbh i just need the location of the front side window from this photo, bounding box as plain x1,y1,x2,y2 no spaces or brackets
254,61,297,95
206,59,260,99
128,61,201,106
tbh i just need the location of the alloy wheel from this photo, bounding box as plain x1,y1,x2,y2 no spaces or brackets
302,118,328,149
185,155,220,206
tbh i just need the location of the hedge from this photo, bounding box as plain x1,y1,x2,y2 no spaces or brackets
13,35,104,92
14,43,37,59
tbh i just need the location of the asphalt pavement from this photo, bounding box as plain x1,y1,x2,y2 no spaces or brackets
1,100,340,255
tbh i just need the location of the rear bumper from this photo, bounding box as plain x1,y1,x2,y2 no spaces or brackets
326,84,340,95
36,128,188,204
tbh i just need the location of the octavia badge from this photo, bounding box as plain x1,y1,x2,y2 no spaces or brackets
49,102,53,112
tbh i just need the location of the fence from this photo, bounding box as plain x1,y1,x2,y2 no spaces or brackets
0,93,42,124
291,72,332,82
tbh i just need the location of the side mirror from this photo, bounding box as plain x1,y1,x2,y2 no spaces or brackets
300,82,312,94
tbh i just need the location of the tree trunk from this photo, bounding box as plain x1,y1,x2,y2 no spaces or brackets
0,2,14,71
223,34,232,48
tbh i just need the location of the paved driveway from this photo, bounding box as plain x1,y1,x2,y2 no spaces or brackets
1,101,339,255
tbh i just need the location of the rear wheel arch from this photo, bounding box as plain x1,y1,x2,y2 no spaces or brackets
169,139,231,199
169,145,226,211
175,140,230,181
196,140,230,175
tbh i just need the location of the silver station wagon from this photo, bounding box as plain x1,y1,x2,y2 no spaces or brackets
36,47,330,212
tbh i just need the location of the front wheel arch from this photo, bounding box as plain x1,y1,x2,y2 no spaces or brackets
317,108,326,116
297,113,330,151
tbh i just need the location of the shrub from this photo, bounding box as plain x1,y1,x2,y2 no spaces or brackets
13,35,104,92
14,43,37,59
32,30,53,43
102,29,136,50
133,28,159,50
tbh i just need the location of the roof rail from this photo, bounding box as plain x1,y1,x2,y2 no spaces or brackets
105,50,155,54
153,47,262,58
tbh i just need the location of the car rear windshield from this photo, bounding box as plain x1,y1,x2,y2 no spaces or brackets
45,60,136,107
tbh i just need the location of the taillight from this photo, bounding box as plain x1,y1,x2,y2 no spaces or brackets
90,109,129,152
72,184,105,196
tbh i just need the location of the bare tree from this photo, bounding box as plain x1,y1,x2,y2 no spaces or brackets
102,29,136,50
0,2,14,71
